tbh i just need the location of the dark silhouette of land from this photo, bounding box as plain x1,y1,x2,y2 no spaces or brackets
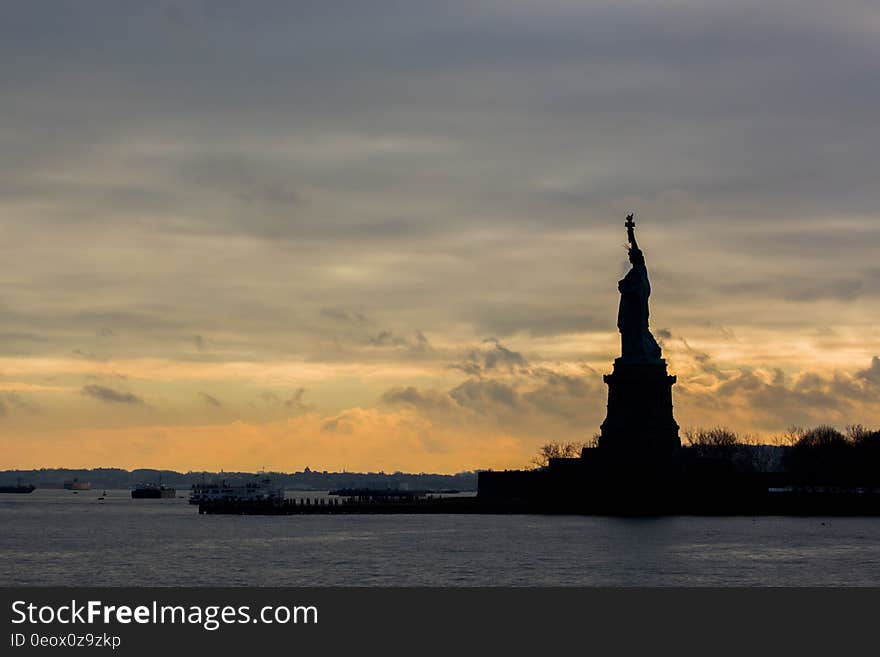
0,467,477,492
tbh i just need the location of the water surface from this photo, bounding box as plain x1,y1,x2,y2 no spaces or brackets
2,489,878,586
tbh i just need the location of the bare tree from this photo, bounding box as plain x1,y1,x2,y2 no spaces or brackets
845,424,873,444
769,425,805,447
530,440,592,468
795,425,847,449
683,426,739,449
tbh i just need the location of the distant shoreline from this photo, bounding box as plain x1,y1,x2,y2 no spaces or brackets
0,467,478,492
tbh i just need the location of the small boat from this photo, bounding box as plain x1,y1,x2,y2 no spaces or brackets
131,481,176,499
63,478,91,491
0,477,35,494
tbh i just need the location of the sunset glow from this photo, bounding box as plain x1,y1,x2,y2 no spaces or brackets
2,1,879,472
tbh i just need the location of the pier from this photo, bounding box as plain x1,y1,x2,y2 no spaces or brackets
197,488,880,516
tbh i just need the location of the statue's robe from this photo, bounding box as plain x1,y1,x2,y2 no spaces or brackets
617,261,662,362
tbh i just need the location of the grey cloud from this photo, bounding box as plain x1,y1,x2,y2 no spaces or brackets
383,344,880,436
480,339,527,371
368,329,431,353
452,338,529,376
679,338,732,381
381,386,456,412
0,332,51,358
467,304,613,338
83,372,129,382
856,357,880,386
318,308,433,356
0,0,877,359
284,388,313,413
720,277,867,302
81,385,143,405
450,379,521,410
260,388,313,413
321,308,370,325
72,348,101,361
235,182,302,208
712,370,851,420
384,348,602,427
677,357,880,430
5,1,879,233
0,392,41,416
521,369,602,422
198,392,222,408
383,370,603,431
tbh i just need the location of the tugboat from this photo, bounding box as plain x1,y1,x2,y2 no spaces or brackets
0,477,35,494
63,478,91,491
131,482,176,499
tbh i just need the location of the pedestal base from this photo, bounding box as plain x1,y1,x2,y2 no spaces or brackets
598,359,680,460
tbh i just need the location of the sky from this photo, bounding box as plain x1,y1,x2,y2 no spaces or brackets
1,0,879,472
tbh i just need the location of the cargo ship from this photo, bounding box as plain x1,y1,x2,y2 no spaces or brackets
0,478,35,494
190,475,283,505
131,483,176,499
63,478,91,491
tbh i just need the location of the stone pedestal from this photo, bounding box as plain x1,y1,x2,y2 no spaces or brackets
598,359,680,459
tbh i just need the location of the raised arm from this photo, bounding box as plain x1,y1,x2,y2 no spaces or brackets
625,213,639,251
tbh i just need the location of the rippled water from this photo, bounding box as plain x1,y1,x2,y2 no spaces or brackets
2,489,879,586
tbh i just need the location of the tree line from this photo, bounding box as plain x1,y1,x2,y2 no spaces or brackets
532,424,880,485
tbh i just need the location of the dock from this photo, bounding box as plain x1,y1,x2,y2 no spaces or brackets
197,488,880,516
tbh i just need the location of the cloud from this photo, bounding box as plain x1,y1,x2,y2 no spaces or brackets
674,357,880,432
259,388,314,414
198,392,222,408
1,1,880,469
234,182,303,208
855,356,880,386
368,329,432,353
2,392,41,415
383,341,604,438
383,342,880,448
679,338,732,381
450,378,521,410
81,385,143,405
452,338,529,376
381,386,457,413
283,388,312,412
720,277,866,302
521,368,602,422
321,308,369,325
315,309,434,358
